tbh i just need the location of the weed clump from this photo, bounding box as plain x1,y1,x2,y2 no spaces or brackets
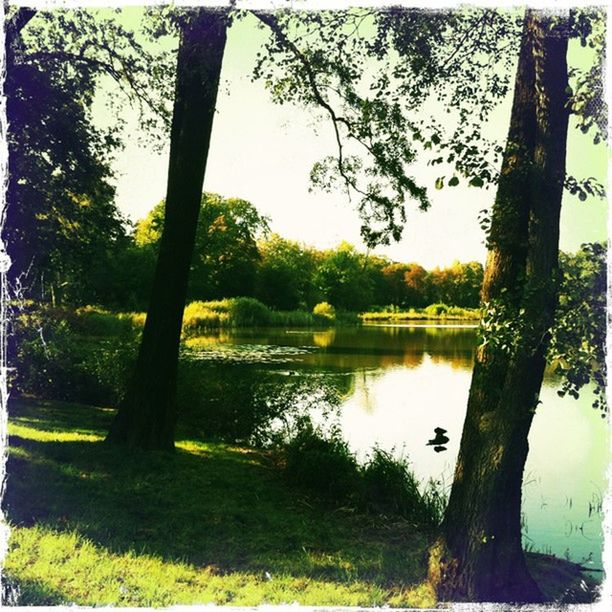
284,423,359,502
282,422,446,529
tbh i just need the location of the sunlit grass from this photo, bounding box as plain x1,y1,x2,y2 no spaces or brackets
6,525,438,607
3,398,435,607
360,305,480,323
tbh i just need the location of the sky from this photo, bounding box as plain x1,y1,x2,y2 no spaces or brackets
98,7,608,270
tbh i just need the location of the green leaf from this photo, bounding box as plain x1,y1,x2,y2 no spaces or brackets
448,176,459,187
435,177,445,190
469,176,484,188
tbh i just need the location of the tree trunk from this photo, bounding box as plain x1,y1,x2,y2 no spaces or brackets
429,10,570,602
106,9,229,450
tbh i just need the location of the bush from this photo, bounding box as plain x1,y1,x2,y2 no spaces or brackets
281,423,446,528
313,302,336,320
10,304,137,406
229,297,271,327
361,448,444,527
424,303,449,317
73,306,135,336
361,447,421,515
284,422,359,502
271,310,315,327
182,301,228,332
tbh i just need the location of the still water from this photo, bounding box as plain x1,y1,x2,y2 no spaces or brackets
179,324,608,570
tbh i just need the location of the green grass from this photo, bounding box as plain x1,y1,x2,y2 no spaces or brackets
182,298,358,332
3,399,597,606
3,398,435,607
360,305,481,323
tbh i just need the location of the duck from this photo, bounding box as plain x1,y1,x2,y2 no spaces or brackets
427,427,449,447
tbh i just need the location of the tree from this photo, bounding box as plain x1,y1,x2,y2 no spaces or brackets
136,194,269,301
428,10,571,601
4,7,174,306
256,234,317,310
314,243,373,311
4,8,125,305
106,8,230,450
380,263,411,307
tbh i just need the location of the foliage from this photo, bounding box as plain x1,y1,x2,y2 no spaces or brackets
549,243,607,413
567,9,607,146
362,449,446,529
252,8,519,246
182,298,325,332
256,234,319,309
314,243,374,311
282,421,445,529
5,8,172,305
313,302,336,320
360,306,480,322
478,243,607,413
283,421,361,502
10,305,138,406
136,194,270,301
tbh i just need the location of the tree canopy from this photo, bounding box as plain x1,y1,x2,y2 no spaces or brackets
136,194,269,302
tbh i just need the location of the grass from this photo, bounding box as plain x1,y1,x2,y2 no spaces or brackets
3,398,435,607
182,298,359,333
282,425,445,530
3,399,598,606
360,304,480,323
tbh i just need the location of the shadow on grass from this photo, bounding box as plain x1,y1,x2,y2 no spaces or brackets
4,398,430,591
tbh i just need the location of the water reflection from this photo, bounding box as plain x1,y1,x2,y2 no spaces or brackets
178,324,608,569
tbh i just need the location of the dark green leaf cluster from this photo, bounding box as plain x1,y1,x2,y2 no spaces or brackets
136,194,270,302
568,9,607,144
548,243,607,413
5,8,175,305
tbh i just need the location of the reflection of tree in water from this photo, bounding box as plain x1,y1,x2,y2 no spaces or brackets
312,329,336,348
176,326,476,443
309,326,476,370
176,361,354,445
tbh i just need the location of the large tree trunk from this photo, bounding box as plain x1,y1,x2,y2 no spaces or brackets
106,9,229,450
429,10,570,602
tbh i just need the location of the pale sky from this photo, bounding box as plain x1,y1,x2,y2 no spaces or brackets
101,8,608,270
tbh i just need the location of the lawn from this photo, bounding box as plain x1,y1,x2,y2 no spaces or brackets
1,398,598,606
2,398,435,607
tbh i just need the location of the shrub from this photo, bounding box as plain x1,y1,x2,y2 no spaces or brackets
424,303,449,317
271,310,315,327
282,424,446,528
73,306,134,336
283,421,359,502
313,302,336,320
229,297,271,327
361,448,445,527
182,301,226,332
361,447,421,515
10,304,137,406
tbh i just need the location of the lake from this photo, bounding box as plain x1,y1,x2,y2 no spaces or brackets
178,323,608,571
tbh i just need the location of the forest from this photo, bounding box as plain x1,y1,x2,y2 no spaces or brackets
1,3,608,607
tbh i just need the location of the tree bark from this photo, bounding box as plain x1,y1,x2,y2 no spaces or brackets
429,10,570,602
106,9,229,450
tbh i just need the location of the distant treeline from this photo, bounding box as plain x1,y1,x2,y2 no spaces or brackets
17,193,595,316
22,193,483,313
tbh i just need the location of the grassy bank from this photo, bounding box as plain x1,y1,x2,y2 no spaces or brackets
4,399,434,607
360,304,480,323
3,399,598,606
182,298,359,333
